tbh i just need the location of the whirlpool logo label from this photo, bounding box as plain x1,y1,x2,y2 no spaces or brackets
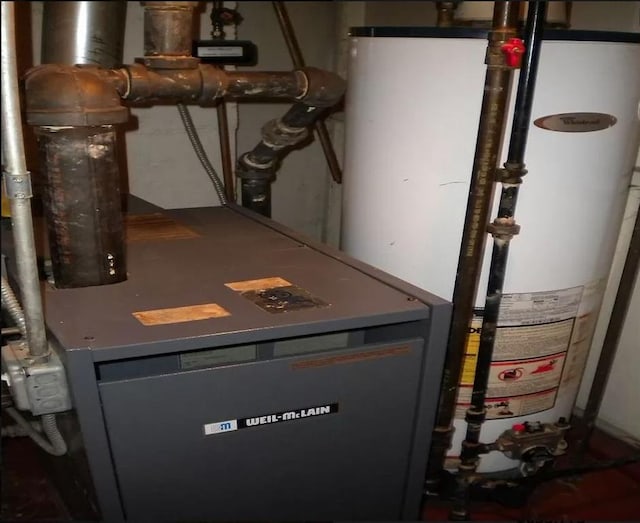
203,403,339,436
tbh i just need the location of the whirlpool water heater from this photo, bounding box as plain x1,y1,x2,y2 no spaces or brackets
341,27,640,473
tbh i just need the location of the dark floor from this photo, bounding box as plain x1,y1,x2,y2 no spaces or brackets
2,421,639,521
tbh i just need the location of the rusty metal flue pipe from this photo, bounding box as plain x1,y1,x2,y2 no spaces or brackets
23,0,345,287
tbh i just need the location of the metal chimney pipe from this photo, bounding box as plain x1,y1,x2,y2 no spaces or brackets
41,1,127,68
38,1,128,288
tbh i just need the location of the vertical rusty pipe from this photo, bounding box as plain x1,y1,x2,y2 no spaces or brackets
1,1,48,358
24,65,129,289
453,6,546,520
436,2,457,27
217,99,235,201
142,1,198,57
426,0,520,494
34,127,126,288
272,1,343,184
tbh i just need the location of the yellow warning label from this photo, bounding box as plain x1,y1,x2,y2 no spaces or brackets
225,277,291,293
133,303,230,326
460,316,482,386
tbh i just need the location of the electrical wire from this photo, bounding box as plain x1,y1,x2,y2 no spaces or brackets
2,275,27,337
6,407,67,456
1,276,68,456
176,103,228,205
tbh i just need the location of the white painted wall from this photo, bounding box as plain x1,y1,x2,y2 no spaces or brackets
121,2,239,210
568,2,640,441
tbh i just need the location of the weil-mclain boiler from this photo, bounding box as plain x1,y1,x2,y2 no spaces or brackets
2,197,451,521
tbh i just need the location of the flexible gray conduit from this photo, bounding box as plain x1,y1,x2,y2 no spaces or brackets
177,103,228,205
1,277,67,456
1,275,27,337
5,408,67,456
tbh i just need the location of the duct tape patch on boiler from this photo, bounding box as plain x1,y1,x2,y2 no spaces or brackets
225,277,329,314
456,286,584,420
203,403,339,436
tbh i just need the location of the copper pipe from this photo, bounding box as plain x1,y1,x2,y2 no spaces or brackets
577,202,640,457
426,0,521,495
436,2,457,27
272,1,342,184
216,100,235,201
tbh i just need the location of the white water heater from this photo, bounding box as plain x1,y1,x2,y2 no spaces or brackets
341,27,640,472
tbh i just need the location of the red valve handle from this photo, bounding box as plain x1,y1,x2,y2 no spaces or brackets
502,38,526,68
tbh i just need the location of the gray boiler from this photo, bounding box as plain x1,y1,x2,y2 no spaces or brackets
9,198,450,521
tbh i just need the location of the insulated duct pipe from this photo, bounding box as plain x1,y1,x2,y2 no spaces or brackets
426,0,521,493
451,2,546,520
1,1,48,358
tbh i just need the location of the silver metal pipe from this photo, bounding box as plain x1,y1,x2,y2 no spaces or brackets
1,1,48,359
41,1,127,68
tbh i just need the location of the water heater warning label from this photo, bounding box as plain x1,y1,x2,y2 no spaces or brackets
203,403,339,436
456,286,584,420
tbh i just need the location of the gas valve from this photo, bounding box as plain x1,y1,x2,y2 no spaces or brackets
501,38,525,68
495,417,570,476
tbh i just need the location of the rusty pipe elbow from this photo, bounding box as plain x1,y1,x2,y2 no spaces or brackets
297,67,345,108
24,64,128,126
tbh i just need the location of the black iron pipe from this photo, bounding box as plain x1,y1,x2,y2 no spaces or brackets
238,171,273,217
426,1,520,494
577,203,640,457
450,2,546,520
464,0,546,444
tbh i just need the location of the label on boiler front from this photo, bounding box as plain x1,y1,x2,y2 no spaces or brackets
203,403,339,436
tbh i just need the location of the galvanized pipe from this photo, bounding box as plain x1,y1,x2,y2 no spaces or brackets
1,1,48,358
41,1,127,68
217,100,236,201
427,0,520,495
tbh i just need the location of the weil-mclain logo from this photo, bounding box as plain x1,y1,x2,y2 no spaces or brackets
203,403,339,436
